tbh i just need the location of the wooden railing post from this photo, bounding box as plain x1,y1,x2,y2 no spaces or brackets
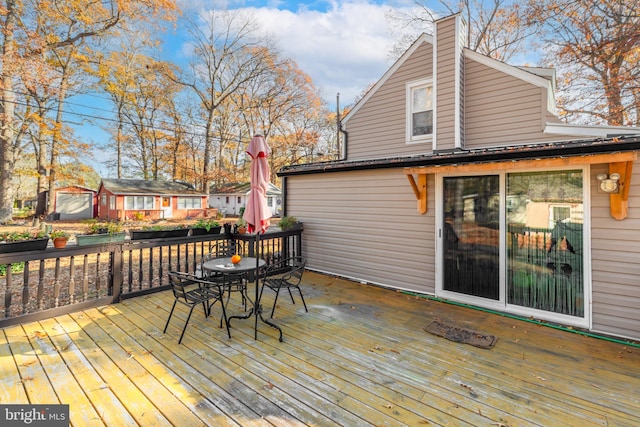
111,245,123,302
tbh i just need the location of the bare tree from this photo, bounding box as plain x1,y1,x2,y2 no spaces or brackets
527,0,640,125
387,0,535,61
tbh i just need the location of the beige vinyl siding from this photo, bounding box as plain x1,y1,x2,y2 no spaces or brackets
464,59,565,148
590,162,640,340
345,43,433,161
435,17,457,151
286,169,436,294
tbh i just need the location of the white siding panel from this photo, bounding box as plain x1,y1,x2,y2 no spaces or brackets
287,169,436,294
346,42,433,160
590,161,640,340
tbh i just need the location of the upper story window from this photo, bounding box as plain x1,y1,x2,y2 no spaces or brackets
406,79,433,143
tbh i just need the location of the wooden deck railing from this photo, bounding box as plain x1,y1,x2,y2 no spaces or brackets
0,227,303,328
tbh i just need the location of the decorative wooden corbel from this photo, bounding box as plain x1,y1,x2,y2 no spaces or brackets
406,173,428,214
404,151,636,218
608,161,634,220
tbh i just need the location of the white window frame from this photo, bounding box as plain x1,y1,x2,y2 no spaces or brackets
434,165,591,329
177,197,202,209
406,78,434,144
124,196,154,210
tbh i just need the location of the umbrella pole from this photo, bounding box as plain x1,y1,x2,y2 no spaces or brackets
254,231,283,341
254,231,259,339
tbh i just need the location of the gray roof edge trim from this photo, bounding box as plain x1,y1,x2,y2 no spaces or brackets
277,137,640,177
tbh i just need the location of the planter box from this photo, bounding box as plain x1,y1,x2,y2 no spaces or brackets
76,233,126,246
191,226,222,236
0,238,49,253
130,229,189,240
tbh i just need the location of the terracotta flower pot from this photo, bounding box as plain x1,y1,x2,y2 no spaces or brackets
53,237,68,248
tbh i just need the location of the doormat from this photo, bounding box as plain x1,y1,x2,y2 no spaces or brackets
424,320,497,349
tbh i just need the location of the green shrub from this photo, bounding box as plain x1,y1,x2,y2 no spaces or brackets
193,218,220,231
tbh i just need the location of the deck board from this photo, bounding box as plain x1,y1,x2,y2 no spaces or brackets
2,271,639,426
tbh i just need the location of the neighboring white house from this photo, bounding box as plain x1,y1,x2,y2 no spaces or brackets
209,182,282,217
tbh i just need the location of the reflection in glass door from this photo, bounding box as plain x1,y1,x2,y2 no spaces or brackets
443,176,500,300
506,170,584,317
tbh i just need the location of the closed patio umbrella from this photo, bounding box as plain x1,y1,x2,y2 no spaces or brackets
243,135,271,234
242,135,281,340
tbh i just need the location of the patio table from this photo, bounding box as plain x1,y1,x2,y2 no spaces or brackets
203,256,283,341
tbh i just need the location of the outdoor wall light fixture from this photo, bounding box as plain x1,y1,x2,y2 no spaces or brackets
597,173,621,193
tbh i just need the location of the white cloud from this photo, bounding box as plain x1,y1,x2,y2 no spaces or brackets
242,1,399,106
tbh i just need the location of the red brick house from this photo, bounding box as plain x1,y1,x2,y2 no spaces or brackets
97,179,210,221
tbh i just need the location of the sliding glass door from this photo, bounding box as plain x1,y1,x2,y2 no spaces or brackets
506,170,584,317
443,176,500,300
441,169,585,319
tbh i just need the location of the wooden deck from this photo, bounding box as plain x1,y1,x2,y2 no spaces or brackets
1,271,639,426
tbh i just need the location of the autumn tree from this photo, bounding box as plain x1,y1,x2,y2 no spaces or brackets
0,0,178,224
114,59,181,180
526,0,640,126
171,9,277,192
96,45,142,179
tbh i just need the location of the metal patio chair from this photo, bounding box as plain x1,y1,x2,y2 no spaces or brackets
195,239,247,311
164,271,230,344
259,256,307,318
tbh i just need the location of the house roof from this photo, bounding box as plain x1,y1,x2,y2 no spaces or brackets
342,33,433,125
343,30,565,127
209,182,281,196
55,185,97,193
278,135,640,177
99,178,206,196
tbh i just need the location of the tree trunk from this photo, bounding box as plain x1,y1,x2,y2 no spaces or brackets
0,1,18,224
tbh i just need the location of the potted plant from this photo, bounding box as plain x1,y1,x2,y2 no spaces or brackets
235,218,247,234
278,215,301,231
130,224,189,240
76,219,126,246
49,230,70,248
191,218,222,235
0,230,49,253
